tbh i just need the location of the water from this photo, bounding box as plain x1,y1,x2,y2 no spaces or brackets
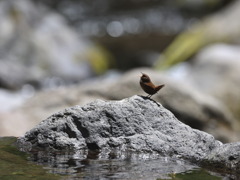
29,150,196,179
0,137,233,180
0,137,59,180
28,150,228,180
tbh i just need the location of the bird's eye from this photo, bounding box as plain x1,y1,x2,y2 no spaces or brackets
142,76,149,82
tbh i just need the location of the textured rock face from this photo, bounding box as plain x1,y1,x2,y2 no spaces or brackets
203,142,240,173
18,95,221,162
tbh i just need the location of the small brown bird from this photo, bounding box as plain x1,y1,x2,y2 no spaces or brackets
140,73,165,98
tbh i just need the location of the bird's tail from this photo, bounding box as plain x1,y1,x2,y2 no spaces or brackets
155,84,165,92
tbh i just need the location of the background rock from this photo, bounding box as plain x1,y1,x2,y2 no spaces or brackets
0,0,107,90
185,44,240,121
1,68,239,143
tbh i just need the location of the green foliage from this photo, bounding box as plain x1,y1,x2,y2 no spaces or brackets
86,44,113,74
155,27,208,70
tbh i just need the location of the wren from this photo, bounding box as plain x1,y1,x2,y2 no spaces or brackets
140,73,165,98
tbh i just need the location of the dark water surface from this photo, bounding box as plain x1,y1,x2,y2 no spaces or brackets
0,137,230,179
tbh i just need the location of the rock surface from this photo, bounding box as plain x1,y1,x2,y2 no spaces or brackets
186,44,240,121
18,96,222,162
203,142,240,174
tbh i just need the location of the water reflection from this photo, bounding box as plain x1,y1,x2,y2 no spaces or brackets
29,149,203,179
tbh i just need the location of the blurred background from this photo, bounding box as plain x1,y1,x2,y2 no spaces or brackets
1,0,240,142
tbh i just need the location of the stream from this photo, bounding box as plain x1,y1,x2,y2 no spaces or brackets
0,137,228,180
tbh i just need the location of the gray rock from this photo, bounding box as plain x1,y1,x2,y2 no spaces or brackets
202,142,240,174
186,44,240,121
0,0,93,89
18,95,222,163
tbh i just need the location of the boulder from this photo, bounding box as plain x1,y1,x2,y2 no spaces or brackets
185,44,240,121
17,95,222,162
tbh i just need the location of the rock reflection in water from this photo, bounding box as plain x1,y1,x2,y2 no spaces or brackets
29,150,197,179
